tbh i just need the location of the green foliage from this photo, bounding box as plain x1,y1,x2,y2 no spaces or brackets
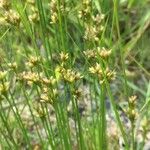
0,0,150,149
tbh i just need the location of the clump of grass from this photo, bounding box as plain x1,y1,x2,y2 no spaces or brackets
0,0,150,149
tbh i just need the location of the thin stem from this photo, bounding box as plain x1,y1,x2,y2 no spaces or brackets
131,123,135,150
100,83,107,150
105,82,129,150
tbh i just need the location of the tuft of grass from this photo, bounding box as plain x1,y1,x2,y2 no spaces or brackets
0,0,150,149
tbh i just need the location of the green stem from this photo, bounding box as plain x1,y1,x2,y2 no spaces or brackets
70,84,85,150
105,82,129,150
0,104,18,149
3,90,31,148
0,128,12,149
22,87,44,147
100,83,107,150
131,123,135,150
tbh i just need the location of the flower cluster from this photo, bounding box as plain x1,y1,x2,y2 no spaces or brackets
4,9,20,26
83,47,112,60
0,0,10,10
126,95,138,125
78,0,91,20
84,46,114,84
0,1,20,26
28,7,39,23
59,67,83,83
84,24,104,42
18,71,41,85
72,88,82,99
49,0,58,24
40,87,58,104
18,71,57,86
27,1,39,23
0,0,21,26
26,0,35,5
89,63,116,84
52,52,83,83
83,49,96,59
0,71,9,100
97,47,112,59
49,0,69,24
60,52,69,62
8,62,18,71
0,71,7,80
79,2,105,42
0,82,9,96
34,103,47,118
26,56,41,68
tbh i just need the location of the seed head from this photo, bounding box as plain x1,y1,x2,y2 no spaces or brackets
105,68,116,81
73,88,82,99
26,0,35,5
8,62,17,70
97,47,112,59
89,64,116,83
78,0,91,20
92,14,105,25
18,71,41,85
128,109,138,122
0,71,7,80
41,76,56,86
34,104,46,118
60,68,83,83
4,9,20,26
129,95,137,104
0,82,9,95
40,88,58,104
26,56,41,68
84,25,100,42
126,95,138,124
60,52,69,62
83,49,96,59
89,63,102,74
0,0,10,10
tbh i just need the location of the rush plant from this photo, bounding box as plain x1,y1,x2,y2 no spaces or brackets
0,0,150,149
